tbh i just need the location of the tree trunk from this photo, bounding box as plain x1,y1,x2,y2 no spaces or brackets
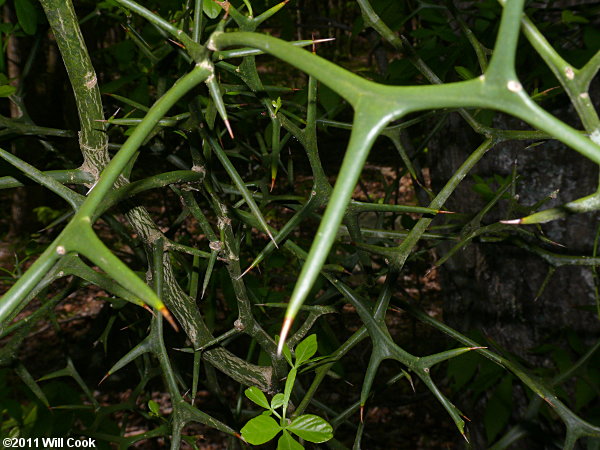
428,94,600,446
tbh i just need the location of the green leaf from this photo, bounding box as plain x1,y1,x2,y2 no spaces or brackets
241,415,282,445
484,376,513,443
14,0,37,35
245,386,270,410
551,348,573,373
575,375,596,411
203,0,221,19
271,393,286,410
148,400,160,416
272,96,282,115
283,367,297,410
277,430,304,450
282,341,293,366
0,84,16,97
561,10,588,24
33,206,62,225
447,351,479,390
294,334,318,366
287,414,333,443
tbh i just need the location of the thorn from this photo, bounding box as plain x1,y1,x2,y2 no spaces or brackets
98,373,110,386
160,306,179,332
544,237,566,248
277,316,293,356
437,210,455,214
500,218,522,225
408,377,416,393
238,262,256,279
312,33,316,54
312,37,336,45
462,432,470,443
267,229,279,248
143,304,155,315
468,346,487,351
270,177,276,192
461,413,472,422
224,118,234,139
360,405,364,423
168,38,186,49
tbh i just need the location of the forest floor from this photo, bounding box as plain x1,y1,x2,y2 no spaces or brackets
0,159,465,449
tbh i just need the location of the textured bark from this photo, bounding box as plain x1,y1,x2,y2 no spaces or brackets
430,109,600,356
39,0,108,168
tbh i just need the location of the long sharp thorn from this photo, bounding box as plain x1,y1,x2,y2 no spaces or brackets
277,316,293,356
270,177,276,192
312,38,336,44
224,118,234,139
360,405,364,423
238,262,256,280
267,229,278,248
168,38,186,49
408,376,415,393
500,218,522,224
160,306,179,332
98,373,110,386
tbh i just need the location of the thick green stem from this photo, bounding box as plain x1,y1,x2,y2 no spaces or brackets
38,0,108,174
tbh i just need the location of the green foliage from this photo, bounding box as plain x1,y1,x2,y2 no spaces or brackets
0,0,599,448
32,206,62,225
14,0,39,35
241,335,333,449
